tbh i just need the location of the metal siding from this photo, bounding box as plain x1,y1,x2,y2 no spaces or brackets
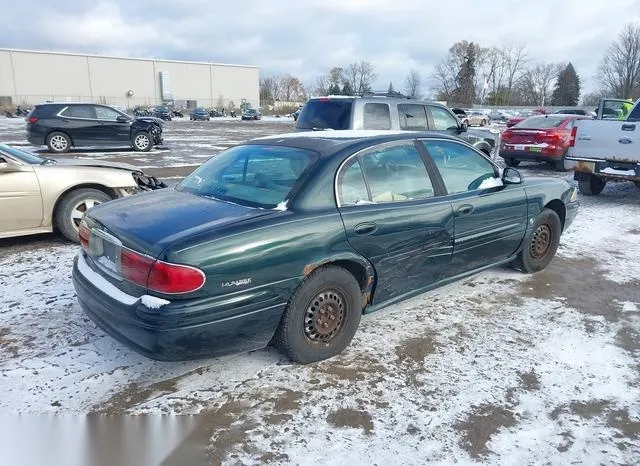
87,57,156,107
0,51,15,98
211,65,260,109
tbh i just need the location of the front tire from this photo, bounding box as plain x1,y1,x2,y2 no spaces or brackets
480,119,487,126
504,157,520,167
274,266,362,364
578,175,606,195
46,132,71,153
55,188,112,242
512,208,562,273
132,131,152,152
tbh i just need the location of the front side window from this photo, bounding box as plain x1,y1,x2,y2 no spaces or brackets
423,140,497,194
428,106,459,131
363,103,391,130
95,106,121,121
357,143,434,203
398,104,428,130
178,145,316,208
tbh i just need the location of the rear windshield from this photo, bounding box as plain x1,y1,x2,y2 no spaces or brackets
295,99,353,130
514,116,568,129
177,144,317,208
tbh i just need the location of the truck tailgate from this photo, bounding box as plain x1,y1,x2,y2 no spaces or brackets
568,119,640,163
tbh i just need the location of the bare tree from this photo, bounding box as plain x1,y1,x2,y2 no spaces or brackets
279,74,306,102
518,63,559,106
503,43,529,104
404,70,422,98
259,76,280,105
314,74,330,96
344,61,377,94
431,60,457,100
599,22,640,99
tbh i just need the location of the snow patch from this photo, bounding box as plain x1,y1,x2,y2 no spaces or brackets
274,201,288,211
601,167,637,176
478,176,504,189
140,295,170,309
76,251,137,305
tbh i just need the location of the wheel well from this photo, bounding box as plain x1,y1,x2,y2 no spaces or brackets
544,199,566,230
51,184,116,229
304,259,369,292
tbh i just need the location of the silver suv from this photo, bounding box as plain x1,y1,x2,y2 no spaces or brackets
294,94,495,155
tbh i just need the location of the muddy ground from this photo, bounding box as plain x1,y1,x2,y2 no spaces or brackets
1,117,639,465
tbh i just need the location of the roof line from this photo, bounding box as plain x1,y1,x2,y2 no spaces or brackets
0,47,259,69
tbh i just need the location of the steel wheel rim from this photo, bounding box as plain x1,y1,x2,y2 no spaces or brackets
50,135,67,151
70,198,101,230
530,224,552,259
304,289,346,343
134,134,149,149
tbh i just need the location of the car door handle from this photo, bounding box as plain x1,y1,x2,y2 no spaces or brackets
456,204,474,216
621,124,636,131
619,138,633,144
354,222,377,235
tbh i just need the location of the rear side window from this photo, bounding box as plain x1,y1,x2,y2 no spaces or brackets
338,159,369,206
61,105,96,119
363,103,391,130
398,104,428,130
295,100,353,130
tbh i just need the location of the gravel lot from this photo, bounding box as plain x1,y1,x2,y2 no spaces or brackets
1,116,639,465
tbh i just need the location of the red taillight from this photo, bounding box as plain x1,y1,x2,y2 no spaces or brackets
79,223,91,252
147,261,206,294
120,248,205,294
26,116,38,124
569,126,577,147
120,249,154,288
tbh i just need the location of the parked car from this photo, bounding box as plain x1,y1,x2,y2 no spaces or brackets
0,144,165,242
506,108,547,128
190,108,211,121
488,110,513,123
466,110,490,127
292,105,303,121
294,95,494,155
451,108,469,125
241,108,262,120
72,131,578,363
150,106,172,121
499,114,589,170
553,108,596,117
566,98,640,195
26,103,164,153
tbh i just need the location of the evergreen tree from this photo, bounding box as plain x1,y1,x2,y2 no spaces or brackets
342,82,354,96
388,81,395,94
328,83,341,95
451,42,477,105
551,63,581,106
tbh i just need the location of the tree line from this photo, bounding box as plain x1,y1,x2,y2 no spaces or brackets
259,22,640,108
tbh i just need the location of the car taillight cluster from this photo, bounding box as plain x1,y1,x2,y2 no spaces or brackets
79,222,91,252
26,116,39,124
569,126,577,147
121,249,206,294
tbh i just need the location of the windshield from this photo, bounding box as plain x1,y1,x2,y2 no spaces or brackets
514,116,568,129
295,99,353,130
0,145,44,164
177,144,317,208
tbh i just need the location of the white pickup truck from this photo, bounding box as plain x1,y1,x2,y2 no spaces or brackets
566,98,640,195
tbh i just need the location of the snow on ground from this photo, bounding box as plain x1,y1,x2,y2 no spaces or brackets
1,117,639,464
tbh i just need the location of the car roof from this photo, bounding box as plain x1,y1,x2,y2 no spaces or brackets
250,130,462,156
306,95,450,109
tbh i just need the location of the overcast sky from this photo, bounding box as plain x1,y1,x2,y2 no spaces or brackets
2,0,640,97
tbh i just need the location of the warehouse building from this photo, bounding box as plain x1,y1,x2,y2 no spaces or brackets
0,48,259,110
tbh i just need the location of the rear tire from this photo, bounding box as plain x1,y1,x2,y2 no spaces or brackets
512,208,561,273
578,175,606,195
46,132,71,153
132,131,152,152
480,119,487,126
55,188,112,242
554,155,567,172
274,266,362,364
504,158,520,167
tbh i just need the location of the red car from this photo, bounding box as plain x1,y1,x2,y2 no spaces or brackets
499,114,589,170
505,108,546,128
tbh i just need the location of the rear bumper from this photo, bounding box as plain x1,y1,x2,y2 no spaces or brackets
72,252,287,361
26,127,45,146
499,150,563,162
566,157,640,181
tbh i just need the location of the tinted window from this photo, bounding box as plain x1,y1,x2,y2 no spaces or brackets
337,159,369,206
363,103,391,130
429,106,459,131
64,105,96,119
95,106,121,121
178,145,316,208
628,104,640,122
424,140,497,194
359,143,434,203
398,104,428,130
515,116,568,129
295,99,353,130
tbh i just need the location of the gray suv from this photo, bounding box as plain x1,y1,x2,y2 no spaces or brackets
294,95,495,155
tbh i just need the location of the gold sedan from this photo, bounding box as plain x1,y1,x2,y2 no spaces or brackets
0,144,165,242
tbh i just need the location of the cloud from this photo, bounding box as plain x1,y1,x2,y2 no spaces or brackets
1,0,639,95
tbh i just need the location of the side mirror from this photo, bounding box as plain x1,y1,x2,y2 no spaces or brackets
116,115,129,122
502,167,523,185
459,122,468,133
